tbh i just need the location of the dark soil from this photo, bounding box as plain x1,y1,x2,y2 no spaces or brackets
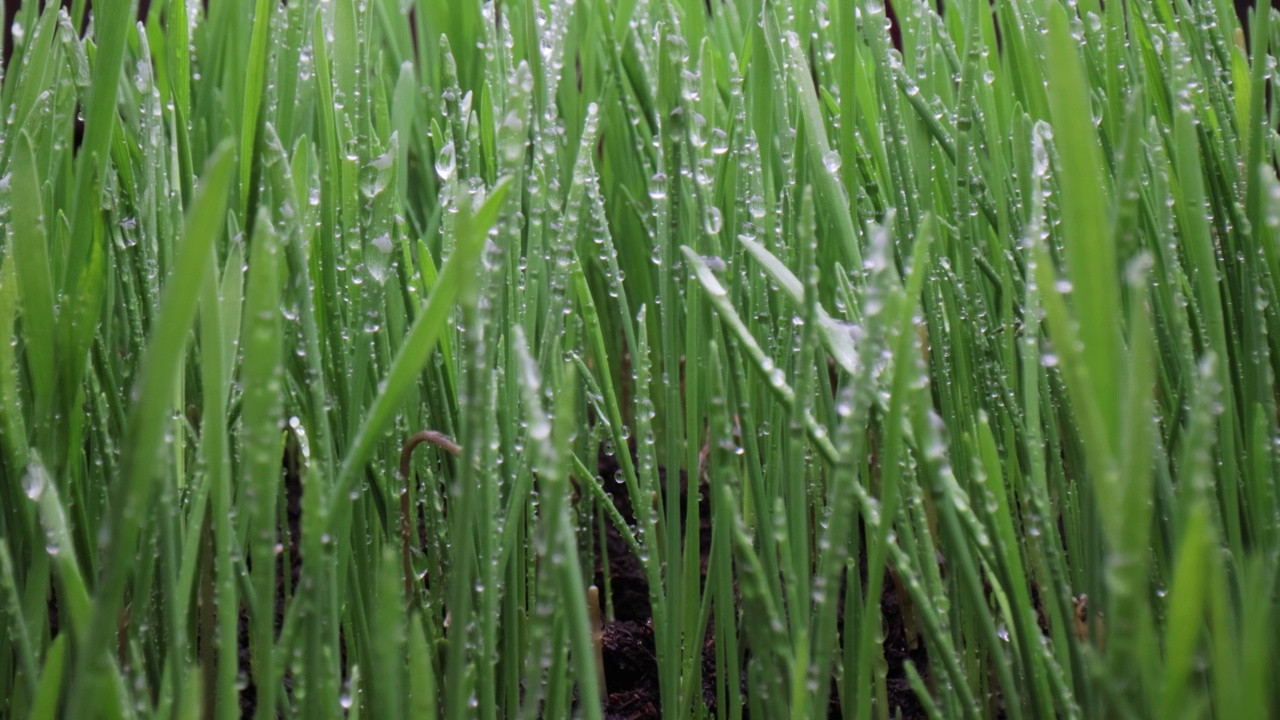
591,445,929,720
590,449,717,719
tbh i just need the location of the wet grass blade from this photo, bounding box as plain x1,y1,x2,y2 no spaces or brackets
332,177,510,511
66,141,235,720
240,209,285,720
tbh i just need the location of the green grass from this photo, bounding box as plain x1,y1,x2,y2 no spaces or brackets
0,0,1278,717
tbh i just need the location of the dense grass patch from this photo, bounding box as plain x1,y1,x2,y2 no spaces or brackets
0,0,1278,717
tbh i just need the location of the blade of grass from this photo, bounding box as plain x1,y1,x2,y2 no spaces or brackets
66,141,236,720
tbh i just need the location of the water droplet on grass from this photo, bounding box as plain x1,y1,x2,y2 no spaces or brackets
435,141,457,180
823,149,842,173
649,172,667,200
23,469,45,500
704,206,723,234
711,128,729,155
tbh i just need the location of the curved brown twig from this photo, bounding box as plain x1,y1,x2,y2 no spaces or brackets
399,431,463,599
